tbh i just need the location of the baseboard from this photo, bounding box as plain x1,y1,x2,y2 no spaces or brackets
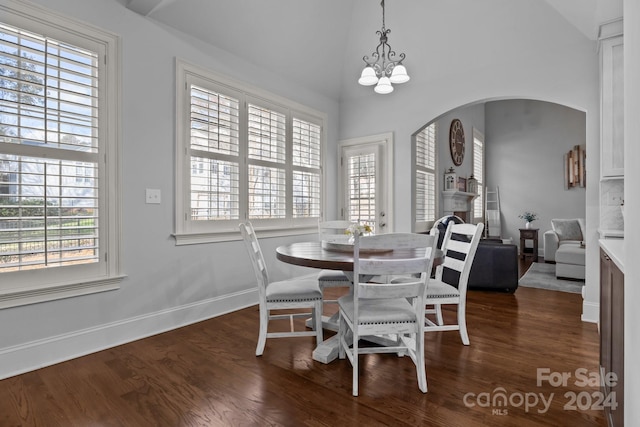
581,300,599,323
0,288,258,380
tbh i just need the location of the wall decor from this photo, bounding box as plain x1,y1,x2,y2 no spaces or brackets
444,167,457,191
449,119,465,166
564,144,586,189
457,177,467,192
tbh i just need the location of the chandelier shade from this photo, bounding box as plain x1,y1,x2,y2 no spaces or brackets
358,0,409,94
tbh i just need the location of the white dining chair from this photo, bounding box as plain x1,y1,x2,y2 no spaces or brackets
423,221,484,345
338,232,438,396
239,222,323,356
317,220,353,303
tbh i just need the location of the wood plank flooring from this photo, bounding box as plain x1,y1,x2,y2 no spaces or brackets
0,257,604,426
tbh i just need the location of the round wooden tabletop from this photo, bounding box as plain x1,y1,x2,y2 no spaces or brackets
276,241,435,271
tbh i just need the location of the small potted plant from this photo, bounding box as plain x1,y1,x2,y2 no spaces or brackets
518,211,538,229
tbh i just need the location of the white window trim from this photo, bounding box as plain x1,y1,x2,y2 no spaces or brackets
174,59,326,245
0,1,124,308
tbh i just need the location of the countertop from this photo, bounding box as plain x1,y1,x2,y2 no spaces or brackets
599,239,625,273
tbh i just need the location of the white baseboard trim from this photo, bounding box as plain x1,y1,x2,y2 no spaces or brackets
0,288,258,380
581,300,599,323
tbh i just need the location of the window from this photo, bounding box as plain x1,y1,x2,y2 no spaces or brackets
175,61,324,244
472,129,484,222
414,123,437,232
0,2,122,308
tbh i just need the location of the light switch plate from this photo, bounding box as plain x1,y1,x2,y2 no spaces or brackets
146,188,161,204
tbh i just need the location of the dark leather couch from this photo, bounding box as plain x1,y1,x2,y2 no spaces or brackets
435,216,518,293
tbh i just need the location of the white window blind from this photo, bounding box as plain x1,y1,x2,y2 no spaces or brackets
189,85,240,221
176,61,325,243
292,117,320,218
1,22,99,272
473,131,484,220
347,152,376,227
415,123,436,225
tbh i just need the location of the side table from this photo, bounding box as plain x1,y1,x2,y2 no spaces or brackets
519,228,539,262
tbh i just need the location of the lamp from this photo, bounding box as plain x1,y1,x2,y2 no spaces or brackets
358,0,409,94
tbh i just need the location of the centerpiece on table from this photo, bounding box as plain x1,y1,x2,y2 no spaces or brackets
518,211,538,229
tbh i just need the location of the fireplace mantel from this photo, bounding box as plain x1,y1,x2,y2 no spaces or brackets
442,190,478,219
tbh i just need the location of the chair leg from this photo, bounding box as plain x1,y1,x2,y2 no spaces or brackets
435,304,444,326
458,302,470,345
416,331,428,393
352,333,359,397
338,313,346,360
256,306,268,356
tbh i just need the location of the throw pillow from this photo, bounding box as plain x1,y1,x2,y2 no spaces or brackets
551,219,583,241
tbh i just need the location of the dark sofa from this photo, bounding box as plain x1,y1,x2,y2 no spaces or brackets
435,217,519,293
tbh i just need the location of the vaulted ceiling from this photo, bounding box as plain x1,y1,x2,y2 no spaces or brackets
124,0,622,100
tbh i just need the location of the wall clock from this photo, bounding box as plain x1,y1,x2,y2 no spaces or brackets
449,119,465,166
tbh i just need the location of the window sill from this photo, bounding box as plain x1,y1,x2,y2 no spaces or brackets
173,226,318,245
0,275,126,309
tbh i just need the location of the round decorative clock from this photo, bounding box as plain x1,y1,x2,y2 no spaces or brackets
449,119,465,166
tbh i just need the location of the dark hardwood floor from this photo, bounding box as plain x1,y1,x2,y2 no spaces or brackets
0,257,604,426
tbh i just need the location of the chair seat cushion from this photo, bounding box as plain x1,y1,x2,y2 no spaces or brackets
424,279,460,299
338,295,417,324
266,279,322,302
555,245,585,266
317,269,350,284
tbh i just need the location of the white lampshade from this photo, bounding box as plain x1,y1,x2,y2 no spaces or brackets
374,76,393,94
358,67,378,86
390,64,410,84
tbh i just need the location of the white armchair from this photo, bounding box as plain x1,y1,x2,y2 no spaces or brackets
543,218,585,262
543,218,586,280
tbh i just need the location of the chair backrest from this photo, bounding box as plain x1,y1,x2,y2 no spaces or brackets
239,222,269,298
318,220,351,243
435,222,484,294
353,233,438,301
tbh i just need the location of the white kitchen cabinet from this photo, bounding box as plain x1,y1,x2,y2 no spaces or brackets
600,20,624,178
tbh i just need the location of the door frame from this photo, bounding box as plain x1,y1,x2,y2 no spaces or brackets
338,132,394,233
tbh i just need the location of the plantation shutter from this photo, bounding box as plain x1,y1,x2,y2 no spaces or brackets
189,84,240,221
415,123,436,223
473,132,484,220
292,117,321,218
247,102,286,219
347,152,376,225
0,22,100,271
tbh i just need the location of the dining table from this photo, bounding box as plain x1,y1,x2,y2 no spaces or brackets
275,240,440,364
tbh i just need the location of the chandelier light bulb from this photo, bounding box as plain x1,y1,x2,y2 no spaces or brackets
390,64,410,84
358,66,379,86
374,76,394,94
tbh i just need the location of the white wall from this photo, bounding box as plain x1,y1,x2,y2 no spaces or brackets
0,0,338,378
340,0,600,322
485,100,587,249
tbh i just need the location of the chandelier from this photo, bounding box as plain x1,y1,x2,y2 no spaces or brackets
358,0,410,94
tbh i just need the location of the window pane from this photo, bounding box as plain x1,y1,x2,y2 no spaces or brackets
416,123,436,169
248,165,285,219
190,85,240,156
248,104,285,163
473,135,484,218
416,170,435,222
292,118,320,168
0,23,99,153
0,154,99,272
293,171,320,218
190,157,239,220
348,153,376,226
